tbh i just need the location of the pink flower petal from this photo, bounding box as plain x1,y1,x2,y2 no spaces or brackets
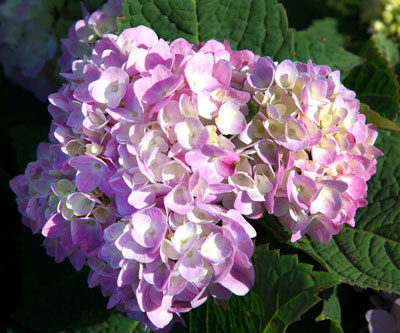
310,186,342,218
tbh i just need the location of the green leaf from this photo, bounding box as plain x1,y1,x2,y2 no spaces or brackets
288,130,400,294
183,291,264,333
1,328,17,333
117,0,294,60
253,245,340,332
235,0,294,61
315,286,343,333
371,33,400,68
304,18,346,46
177,245,339,333
70,313,145,333
246,102,260,123
359,103,400,132
293,19,362,76
344,36,400,120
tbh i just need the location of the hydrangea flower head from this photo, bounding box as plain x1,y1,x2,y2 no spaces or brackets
10,22,382,330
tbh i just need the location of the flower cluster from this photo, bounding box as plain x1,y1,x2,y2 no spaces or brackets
10,23,382,330
11,26,258,330
362,0,400,39
59,0,122,73
9,142,96,270
0,0,121,100
234,58,383,243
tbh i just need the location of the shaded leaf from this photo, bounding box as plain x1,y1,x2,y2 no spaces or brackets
254,245,340,332
177,245,339,333
293,19,362,76
71,313,145,333
0,71,51,173
12,230,111,332
316,286,343,333
8,112,50,171
359,103,400,132
344,36,400,120
304,18,345,46
184,291,264,333
117,0,294,60
246,102,260,123
371,33,400,68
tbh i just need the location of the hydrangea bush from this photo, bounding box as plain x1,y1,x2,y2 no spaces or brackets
7,0,400,332
362,0,400,40
0,0,121,100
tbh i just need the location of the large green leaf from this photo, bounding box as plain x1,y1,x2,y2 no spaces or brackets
117,1,364,77
302,18,346,46
293,18,362,76
286,130,400,294
181,291,264,333
344,36,400,120
117,0,294,61
253,246,339,332
173,245,339,333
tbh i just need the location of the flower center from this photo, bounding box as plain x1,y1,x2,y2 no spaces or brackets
210,155,219,162
288,128,297,137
